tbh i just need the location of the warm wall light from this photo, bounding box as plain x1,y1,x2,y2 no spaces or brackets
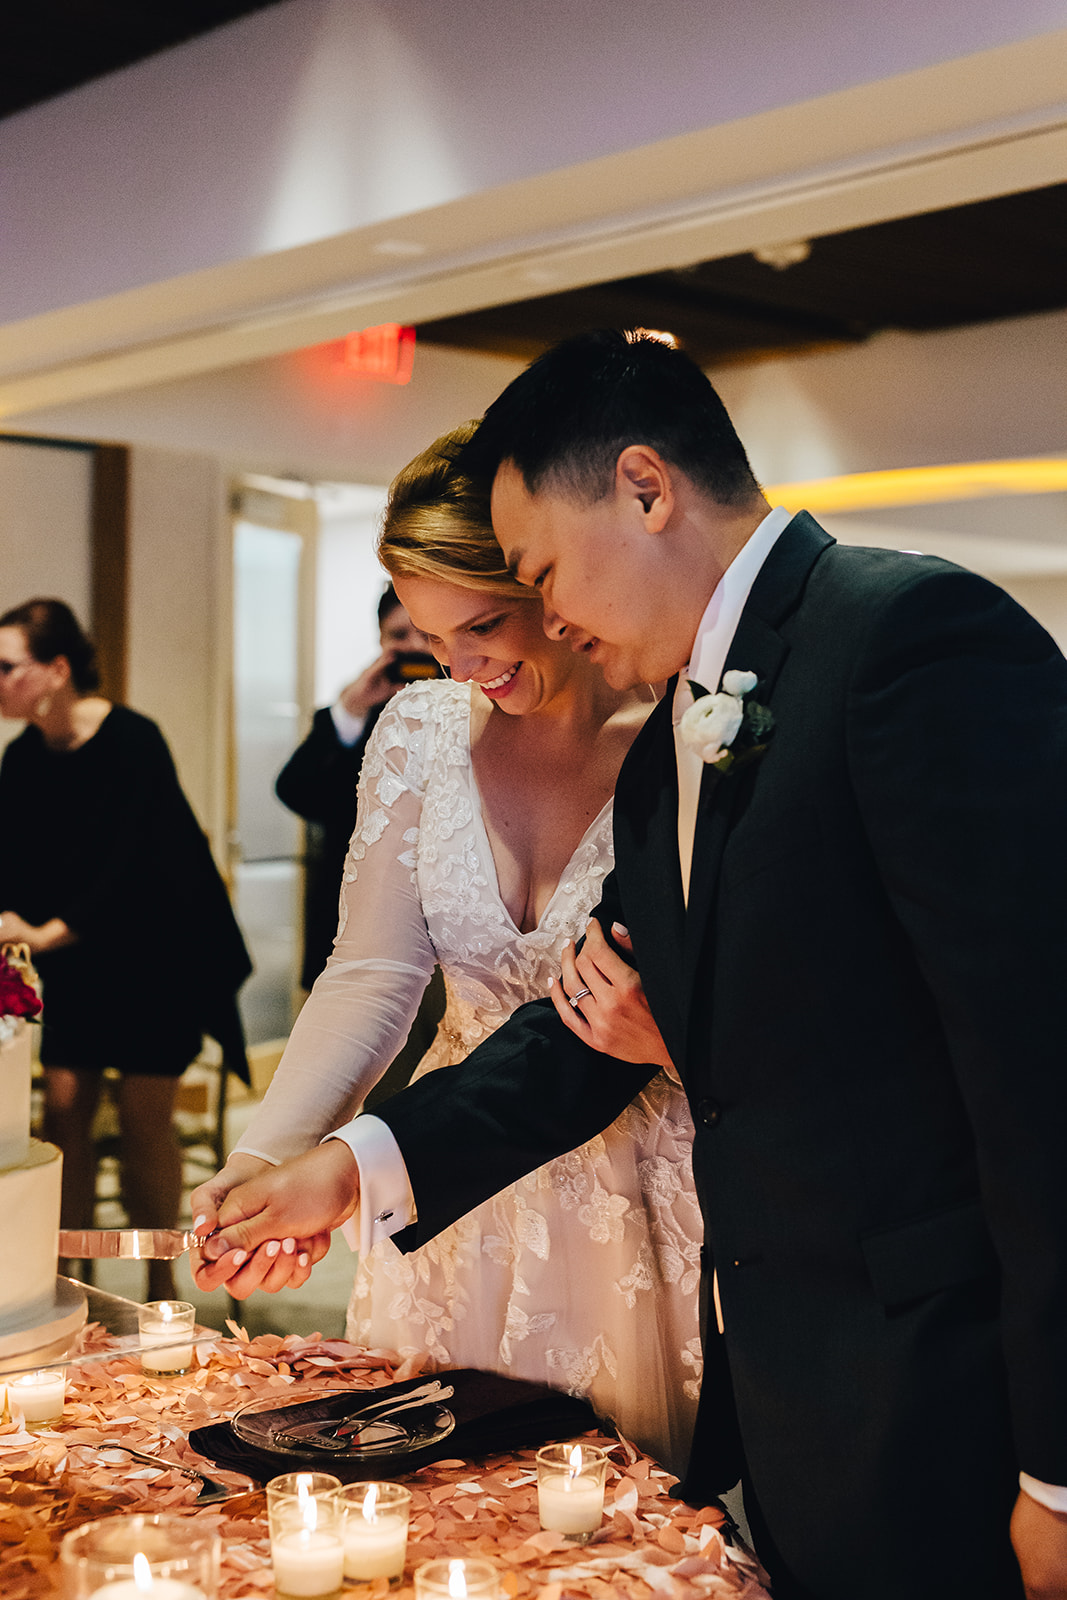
342,324,416,384
766,458,1067,514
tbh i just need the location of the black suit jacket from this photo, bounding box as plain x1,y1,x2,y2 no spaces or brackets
376,516,1067,1599
275,705,381,987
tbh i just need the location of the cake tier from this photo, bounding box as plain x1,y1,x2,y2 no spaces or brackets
0,1021,32,1170
0,1139,62,1335
0,1276,87,1372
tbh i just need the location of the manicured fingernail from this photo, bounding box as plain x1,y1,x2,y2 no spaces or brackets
266,1240,281,1258
612,922,629,938
298,1253,309,1267
231,1250,247,1266
192,1214,208,1232
282,1237,296,1254
548,975,555,988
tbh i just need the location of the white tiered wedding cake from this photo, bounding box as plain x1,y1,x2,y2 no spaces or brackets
0,954,86,1370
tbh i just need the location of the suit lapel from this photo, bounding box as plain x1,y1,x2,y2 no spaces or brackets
683,513,833,987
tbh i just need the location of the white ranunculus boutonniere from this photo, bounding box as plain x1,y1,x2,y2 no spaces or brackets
679,669,775,773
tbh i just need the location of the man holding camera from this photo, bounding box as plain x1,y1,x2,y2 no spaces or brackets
275,583,435,988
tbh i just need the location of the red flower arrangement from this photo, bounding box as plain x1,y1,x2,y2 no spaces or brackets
0,945,42,1020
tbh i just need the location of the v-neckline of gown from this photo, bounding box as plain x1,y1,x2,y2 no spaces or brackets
461,682,612,939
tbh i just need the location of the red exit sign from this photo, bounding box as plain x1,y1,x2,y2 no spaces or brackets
343,323,416,384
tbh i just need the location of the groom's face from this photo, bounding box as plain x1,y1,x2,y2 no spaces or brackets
491,462,689,689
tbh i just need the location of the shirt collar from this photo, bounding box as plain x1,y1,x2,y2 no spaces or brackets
684,505,792,701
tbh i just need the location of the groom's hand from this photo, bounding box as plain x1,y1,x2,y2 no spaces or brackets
201,1141,361,1277
551,918,675,1070
1012,1488,1067,1598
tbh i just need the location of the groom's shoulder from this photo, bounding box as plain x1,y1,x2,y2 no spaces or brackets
802,538,1063,673
806,536,1014,621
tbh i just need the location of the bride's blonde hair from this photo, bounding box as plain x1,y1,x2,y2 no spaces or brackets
378,423,529,599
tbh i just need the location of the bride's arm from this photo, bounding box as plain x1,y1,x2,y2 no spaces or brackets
190,697,437,1243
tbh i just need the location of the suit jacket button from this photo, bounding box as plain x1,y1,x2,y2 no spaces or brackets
697,1097,721,1127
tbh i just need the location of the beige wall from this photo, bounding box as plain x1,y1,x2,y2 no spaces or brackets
0,439,93,760
999,577,1067,657
0,439,92,615
126,445,231,858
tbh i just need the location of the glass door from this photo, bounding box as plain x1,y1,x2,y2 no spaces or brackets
231,483,316,1046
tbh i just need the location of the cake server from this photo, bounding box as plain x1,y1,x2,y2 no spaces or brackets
59,1227,204,1260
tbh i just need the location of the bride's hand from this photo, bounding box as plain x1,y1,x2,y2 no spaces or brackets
550,919,675,1071
189,1154,318,1298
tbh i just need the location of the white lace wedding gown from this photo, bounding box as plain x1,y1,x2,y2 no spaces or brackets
235,678,702,1474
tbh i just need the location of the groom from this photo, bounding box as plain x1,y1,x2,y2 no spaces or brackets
209,331,1067,1599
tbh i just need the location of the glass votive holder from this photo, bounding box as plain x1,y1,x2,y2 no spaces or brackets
60,1512,220,1597
338,1481,411,1584
267,1472,345,1599
137,1300,196,1376
8,1366,67,1428
536,1442,609,1542
414,1558,499,1600
266,1471,343,1528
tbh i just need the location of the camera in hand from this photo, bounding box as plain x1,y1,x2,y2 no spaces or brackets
385,651,441,685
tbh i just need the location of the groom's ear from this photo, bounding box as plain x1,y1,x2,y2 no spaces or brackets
615,446,674,534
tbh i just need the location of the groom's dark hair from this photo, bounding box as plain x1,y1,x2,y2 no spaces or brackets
457,328,762,508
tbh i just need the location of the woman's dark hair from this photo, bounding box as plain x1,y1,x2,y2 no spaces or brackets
377,583,402,628
457,327,762,508
0,598,100,692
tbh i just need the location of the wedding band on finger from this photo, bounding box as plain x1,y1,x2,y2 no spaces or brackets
568,986,592,1008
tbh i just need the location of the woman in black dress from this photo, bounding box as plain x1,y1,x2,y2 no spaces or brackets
0,599,251,1298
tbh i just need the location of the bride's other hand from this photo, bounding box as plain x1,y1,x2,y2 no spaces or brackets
191,1234,323,1299
551,919,675,1071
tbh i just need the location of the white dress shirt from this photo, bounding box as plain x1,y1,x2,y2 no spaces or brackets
330,702,367,746
674,506,791,899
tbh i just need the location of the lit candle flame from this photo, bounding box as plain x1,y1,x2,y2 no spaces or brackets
132,1551,153,1593
447,1557,468,1598
567,1444,583,1479
362,1482,379,1522
296,1473,313,1506
301,1496,320,1533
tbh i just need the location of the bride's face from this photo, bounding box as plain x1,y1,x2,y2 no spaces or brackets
392,574,578,715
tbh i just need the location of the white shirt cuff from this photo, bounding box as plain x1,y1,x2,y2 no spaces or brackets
330,703,367,746
323,1115,416,1256
1020,1473,1067,1512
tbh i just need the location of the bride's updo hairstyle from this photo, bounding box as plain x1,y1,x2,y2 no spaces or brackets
378,423,529,599
0,597,100,693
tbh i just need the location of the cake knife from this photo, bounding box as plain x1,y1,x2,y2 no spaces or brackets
59,1228,207,1260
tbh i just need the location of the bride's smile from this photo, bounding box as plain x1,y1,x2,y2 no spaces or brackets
392,573,586,717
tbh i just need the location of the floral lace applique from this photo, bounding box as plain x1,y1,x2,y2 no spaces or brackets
349,679,702,1475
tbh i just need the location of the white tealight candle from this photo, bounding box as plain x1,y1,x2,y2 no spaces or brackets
138,1301,195,1375
272,1527,345,1597
342,1483,409,1581
84,1550,206,1599
537,1472,604,1532
89,1581,205,1600
536,1443,608,1539
414,1557,499,1600
9,1368,66,1426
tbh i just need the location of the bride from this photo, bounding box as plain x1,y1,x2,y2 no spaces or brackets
192,427,702,1473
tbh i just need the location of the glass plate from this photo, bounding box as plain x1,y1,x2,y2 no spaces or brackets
231,1386,456,1459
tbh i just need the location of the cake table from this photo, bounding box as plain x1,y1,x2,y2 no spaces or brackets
0,1307,770,1600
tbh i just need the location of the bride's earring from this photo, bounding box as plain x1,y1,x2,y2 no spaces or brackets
34,693,53,719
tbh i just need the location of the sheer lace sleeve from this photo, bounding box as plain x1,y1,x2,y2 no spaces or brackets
234,690,439,1164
